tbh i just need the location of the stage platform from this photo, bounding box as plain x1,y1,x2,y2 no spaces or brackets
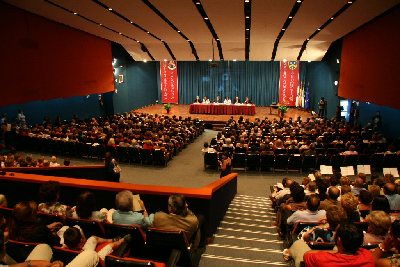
134,104,313,123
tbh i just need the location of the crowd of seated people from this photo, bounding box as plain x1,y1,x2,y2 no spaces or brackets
0,153,70,168
8,112,203,164
270,171,400,266
204,115,399,170
0,181,203,266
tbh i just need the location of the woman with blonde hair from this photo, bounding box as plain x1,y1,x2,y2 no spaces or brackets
364,211,391,244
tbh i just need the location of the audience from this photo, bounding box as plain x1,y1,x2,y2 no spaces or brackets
364,211,391,244
70,191,106,221
38,181,71,216
287,195,326,225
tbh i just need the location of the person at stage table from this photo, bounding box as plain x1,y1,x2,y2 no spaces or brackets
244,96,252,104
214,96,221,104
202,96,210,104
224,96,231,105
194,96,201,103
234,96,241,104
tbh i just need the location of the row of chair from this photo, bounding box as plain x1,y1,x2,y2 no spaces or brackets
204,152,400,172
5,227,189,267
0,205,195,266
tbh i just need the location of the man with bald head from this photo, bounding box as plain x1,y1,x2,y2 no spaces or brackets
270,178,294,207
383,183,400,210
351,177,366,196
287,195,326,225
320,186,341,211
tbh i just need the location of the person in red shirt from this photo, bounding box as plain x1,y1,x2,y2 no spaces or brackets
304,223,374,267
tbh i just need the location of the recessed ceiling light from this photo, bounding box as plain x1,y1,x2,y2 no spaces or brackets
187,39,190,42
136,40,140,43
317,28,321,31
147,31,150,34
99,23,102,26
204,17,208,20
246,28,250,31
216,38,220,41
196,1,201,4
130,21,133,24
348,1,353,3
245,0,250,2
289,16,293,19
119,32,122,35
307,38,310,40
282,28,286,31
233,59,237,62
330,17,334,20
297,0,301,2
108,8,112,11
73,12,78,15
208,59,212,62
246,16,250,19
177,30,181,33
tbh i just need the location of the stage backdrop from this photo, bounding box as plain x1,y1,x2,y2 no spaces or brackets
177,61,280,106
279,61,299,106
160,60,178,104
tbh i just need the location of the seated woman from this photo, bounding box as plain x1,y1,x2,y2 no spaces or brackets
9,201,61,246
223,96,231,104
243,96,252,104
373,220,400,267
194,96,201,103
70,191,107,221
341,192,360,222
233,96,241,104
202,96,210,104
358,190,373,218
364,211,391,244
38,181,71,216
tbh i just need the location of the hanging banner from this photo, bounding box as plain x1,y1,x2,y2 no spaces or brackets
279,61,299,106
160,60,178,103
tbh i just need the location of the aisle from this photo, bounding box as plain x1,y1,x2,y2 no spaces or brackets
199,194,287,267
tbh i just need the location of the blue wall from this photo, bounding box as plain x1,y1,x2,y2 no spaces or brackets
0,94,104,125
358,102,400,138
112,44,158,114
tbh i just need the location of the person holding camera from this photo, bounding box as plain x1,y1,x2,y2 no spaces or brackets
219,153,232,178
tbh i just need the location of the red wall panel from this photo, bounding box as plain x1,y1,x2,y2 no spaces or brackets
0,3,114,106
339,6,400,109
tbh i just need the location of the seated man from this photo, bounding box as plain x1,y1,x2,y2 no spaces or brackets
233,96,241,104
151,194,200,248
320,186,341,211
111,190,154,227
223,96,231,104
287,195,326,225
383,182,400,210
202,96,210,104
214,96,221,103
243,96,252,104
304,223,374,267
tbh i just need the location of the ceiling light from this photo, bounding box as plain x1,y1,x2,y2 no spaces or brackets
334,81,338,86
289,16,293,19
307,38,310,40
204,17,208,20
99,23,102,26
246,28,250,31
336,58,340,64
160,40,164,42
245,0,250,2
143,59,147,63
307,60,311,63
246,16,250,19
348,1,353,3
317,28,321,31
136,40,140,43
108,8,112,11
208,59,212,62
119,32,122,35
282,28,286,31
73,12,78,15
233,59,237,62
130,21,133,24
147,31,150,34
283,59,287,62
177,30,181,33
196,1,201,4
297,0,301,2
216,38,220,41
187,39,190,42
330,17,334,20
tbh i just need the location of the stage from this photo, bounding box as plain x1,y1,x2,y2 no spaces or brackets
133,104,313,122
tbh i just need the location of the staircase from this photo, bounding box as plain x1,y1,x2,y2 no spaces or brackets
199,194,288,266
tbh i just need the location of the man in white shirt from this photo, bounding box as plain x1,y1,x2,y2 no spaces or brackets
287,195,326,225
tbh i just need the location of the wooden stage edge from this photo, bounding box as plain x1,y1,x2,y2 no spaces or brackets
134,104,313,123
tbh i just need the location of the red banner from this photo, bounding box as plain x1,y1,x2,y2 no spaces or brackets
160,60,178,103
279,61,299,106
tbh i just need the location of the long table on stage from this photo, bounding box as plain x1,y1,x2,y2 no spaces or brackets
189,104,256,115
